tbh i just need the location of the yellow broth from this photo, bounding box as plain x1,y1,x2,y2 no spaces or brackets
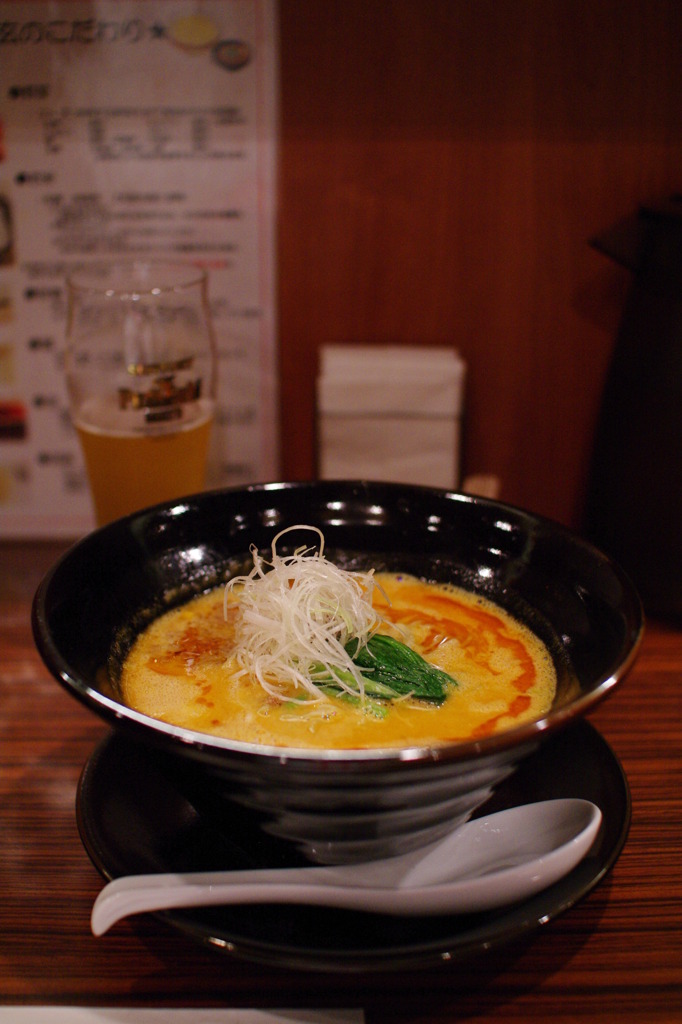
120,572,557,749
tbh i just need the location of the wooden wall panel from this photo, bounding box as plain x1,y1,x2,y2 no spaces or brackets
276,0,682,527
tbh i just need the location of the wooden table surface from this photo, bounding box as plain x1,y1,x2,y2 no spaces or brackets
1,540,681,1021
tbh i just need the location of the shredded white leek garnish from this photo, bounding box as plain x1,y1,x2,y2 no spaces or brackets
224,525,386,703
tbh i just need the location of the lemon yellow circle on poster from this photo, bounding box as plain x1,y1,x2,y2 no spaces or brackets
168,15,219,51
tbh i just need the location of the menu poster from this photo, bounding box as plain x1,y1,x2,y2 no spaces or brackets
0,0,278,537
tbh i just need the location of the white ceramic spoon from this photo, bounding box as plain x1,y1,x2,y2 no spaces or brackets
91,798,601,935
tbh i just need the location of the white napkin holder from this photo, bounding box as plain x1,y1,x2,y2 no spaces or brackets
316,345,466,488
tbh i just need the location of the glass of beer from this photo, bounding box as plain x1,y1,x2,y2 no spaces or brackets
65,261,216,526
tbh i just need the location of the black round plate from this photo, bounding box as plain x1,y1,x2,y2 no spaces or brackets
77,720,630,973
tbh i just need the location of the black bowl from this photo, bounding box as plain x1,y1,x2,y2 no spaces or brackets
32,480,643,863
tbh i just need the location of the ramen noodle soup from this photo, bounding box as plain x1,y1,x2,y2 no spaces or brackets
121,570,557,750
